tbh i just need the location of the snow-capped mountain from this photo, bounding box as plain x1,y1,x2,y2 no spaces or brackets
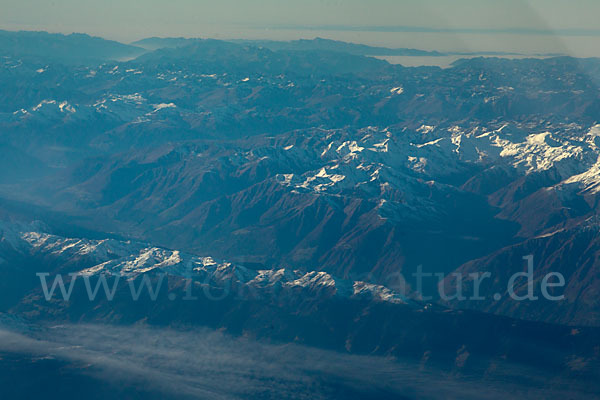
3,33,600,396
1,35,600,330
3,219,599,383
1,222,409,305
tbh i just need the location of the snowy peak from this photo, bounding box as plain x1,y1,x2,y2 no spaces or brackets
0,222,409,305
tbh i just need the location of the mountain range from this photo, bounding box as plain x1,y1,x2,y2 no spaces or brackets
1,30,600,397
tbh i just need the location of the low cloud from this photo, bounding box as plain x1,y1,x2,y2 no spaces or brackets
0,322,592,399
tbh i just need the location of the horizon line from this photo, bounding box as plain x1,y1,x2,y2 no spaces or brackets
259,24,600,38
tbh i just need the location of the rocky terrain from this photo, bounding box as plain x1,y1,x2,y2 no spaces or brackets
1,31,600,396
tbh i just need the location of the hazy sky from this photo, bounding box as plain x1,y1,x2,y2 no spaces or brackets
1,0,599,56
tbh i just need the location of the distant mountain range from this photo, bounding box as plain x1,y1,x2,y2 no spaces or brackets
0,30,547,68
0,30,146,64
133,36,447,56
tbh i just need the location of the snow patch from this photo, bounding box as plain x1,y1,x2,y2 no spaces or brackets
151,103,177,112
417,125,435,134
